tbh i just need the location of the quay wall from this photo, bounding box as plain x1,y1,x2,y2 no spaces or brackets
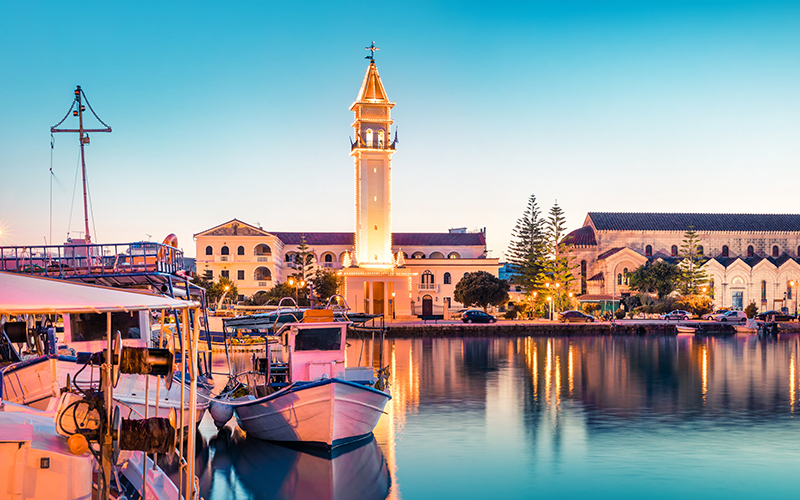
383,322,800,338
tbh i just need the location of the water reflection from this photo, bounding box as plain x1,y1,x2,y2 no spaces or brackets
199,334,800,500
200,427,390,500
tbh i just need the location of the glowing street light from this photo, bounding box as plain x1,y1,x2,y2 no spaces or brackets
215,285,230,310
287,277,306,302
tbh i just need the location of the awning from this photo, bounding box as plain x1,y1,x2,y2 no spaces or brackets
0,272,200,315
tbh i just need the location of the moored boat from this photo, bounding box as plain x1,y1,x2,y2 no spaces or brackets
215,309,391,448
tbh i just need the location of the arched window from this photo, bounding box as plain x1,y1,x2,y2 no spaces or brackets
788,281,793,300
429,251,444,259
378,130,385,148
221,246,229,256
761,280,767,301
255,244,271,256
671,245,678,257
254,267,271,280
422,270,434,284
412,252,425,259
721,245,729,257
444,272,451,285
205,246,213,256
797,246,800,256
747,245,754,257
617,273,622,286
697,245,703,255
645,245,652,257
324,254,333,263
580,260,587,295
365,128,373,147
448,252,460,259
772,245,779,257
623,268,629,286
237,246,245,256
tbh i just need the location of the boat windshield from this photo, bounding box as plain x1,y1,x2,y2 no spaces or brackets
294,327,341,352
69,311,141,342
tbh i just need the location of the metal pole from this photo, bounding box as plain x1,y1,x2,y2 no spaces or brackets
76,88,92,244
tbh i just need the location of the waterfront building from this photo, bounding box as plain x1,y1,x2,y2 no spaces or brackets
565,212,800,312
195,52,499,316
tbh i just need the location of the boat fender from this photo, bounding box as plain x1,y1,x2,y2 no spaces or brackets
209,399,234,428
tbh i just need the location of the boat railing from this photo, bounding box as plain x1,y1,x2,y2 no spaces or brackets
0,241,186,278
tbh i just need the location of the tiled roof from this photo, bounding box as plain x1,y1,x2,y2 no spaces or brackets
597,247,625,260
563,226,596,246
588,213,800,232
271,232,354,246
393,232,486,247
269,232,486,247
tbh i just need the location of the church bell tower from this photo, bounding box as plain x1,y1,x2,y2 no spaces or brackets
350,43,397,268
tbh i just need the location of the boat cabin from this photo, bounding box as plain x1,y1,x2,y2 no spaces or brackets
62,310,151,352
288,322,347,382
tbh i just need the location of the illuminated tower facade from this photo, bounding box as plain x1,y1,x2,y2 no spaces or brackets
350,56,397,268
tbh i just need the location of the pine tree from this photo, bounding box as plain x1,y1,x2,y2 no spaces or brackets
506,195,547,292
542,202,578,309
293,235,315,282
678,226,709,295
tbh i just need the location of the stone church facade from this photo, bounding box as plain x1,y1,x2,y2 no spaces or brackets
565,213,800,313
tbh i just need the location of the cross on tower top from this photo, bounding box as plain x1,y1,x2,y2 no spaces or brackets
365,41,379,61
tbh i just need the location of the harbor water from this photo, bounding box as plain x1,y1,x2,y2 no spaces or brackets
195,334,800,499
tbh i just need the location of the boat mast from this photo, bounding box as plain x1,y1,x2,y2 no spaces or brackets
51,85,112,244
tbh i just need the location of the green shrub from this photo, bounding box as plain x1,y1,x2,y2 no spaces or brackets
504,310,517,320
744,302,758,319
615,308,626,320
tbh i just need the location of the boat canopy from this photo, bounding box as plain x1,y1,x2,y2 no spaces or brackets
0,272,199,315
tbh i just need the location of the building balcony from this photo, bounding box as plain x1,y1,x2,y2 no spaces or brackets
418,283,439,293
217,255,230,262
256,280,271,287
255,255,271,262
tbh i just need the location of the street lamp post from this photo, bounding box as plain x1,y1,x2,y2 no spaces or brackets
791,280,797,317
391,292,396,320
287,278,305,303
216,285,230,311
544,282,560,321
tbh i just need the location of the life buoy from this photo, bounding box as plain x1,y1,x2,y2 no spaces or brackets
158,234,178,264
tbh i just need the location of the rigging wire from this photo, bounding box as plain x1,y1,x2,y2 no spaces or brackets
84,157,98,243
80,90,112,130
67,147,81,239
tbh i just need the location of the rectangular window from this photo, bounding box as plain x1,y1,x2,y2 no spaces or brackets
204,270,213,279
70,312,141,342
221,270,229,278
732,291,744,310
294,327,342,351
237,270,245,280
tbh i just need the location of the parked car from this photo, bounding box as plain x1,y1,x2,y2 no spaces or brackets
701,309,730,321
661,310,692,321
757,310,795,322
718,310,747,323
558,310,595,323
461,310,496,324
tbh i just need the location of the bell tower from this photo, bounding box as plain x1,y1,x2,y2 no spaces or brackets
350,43,397,268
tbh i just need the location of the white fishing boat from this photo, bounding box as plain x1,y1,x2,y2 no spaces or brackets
0,270,204,499
216,309,391,448
675,325,697,334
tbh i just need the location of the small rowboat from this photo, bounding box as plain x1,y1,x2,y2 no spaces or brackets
675,325,697,334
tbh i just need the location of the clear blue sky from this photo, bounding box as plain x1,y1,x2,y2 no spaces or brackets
1,1,799,258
